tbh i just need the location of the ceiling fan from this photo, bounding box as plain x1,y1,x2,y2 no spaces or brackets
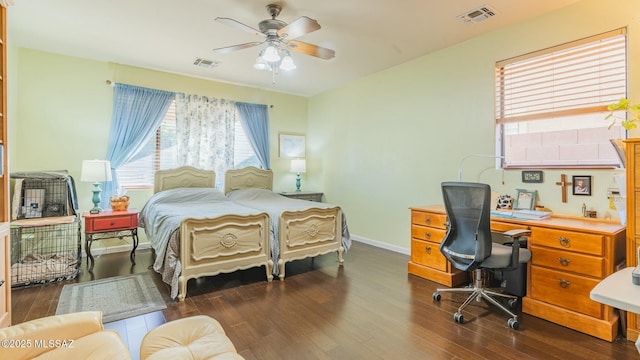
213,3,335,70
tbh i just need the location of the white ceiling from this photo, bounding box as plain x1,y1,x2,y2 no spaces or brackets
8,0,582,97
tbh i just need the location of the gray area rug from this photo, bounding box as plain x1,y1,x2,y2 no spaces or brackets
56,273,166,323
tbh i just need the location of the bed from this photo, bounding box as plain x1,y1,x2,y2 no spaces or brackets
138,166,272,301
224,166,351,279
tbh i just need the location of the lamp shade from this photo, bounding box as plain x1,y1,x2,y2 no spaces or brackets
81,160,112,182
279,54,296,71
290,159,306,173
254,55,270,71
262,44,281,62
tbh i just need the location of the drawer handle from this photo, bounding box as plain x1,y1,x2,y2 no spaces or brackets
425,232,431,240
558,257,571,266
425,217,431,225
558,279,571,288
425,246,432,254
558,236,571,247
110,221,116,226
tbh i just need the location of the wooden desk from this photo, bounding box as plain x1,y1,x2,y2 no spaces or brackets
409,205,626,341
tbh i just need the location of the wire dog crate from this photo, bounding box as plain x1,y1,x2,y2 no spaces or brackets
10,171,81,287
10,217,81,285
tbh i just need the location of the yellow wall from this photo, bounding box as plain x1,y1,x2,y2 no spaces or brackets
308,0,639,251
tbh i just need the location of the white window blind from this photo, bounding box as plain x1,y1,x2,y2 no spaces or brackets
495,28,627,168
496,28,626,124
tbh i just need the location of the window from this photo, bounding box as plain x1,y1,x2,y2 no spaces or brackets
495,28,627,168
116,100,259,188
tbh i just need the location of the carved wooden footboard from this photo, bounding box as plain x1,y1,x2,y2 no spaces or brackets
224,166,348,280
178,213,272,301
277,206,344,279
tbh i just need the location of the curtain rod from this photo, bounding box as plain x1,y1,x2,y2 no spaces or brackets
105,80,273,108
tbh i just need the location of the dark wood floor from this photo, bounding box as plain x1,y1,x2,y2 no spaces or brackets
12,242,638,359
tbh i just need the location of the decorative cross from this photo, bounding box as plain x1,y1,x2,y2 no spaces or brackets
555,174,572,203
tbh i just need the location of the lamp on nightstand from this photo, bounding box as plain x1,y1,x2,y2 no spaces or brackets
81,160,112,214
290,158,306,192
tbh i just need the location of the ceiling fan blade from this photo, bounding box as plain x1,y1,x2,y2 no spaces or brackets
277,16,320,40
215,17,263,36
213,42,263,54
287,40,335,60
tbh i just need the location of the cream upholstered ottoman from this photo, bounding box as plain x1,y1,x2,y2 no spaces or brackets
139,315,244,360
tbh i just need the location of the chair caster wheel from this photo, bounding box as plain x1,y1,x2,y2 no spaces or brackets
508,318,519,330
454,312,464,324
432,292,441,302
508,298,518,309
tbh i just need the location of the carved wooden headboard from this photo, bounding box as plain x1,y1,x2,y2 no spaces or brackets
224,166,273,194
154,166,216,193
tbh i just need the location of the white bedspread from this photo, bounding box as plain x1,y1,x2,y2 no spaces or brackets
226,188,351,273
138,187,265,299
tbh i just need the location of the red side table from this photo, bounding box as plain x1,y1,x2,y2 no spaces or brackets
82,209,139,272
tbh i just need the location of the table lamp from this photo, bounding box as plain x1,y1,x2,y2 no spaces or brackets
81,159,112,214
290,159,306,192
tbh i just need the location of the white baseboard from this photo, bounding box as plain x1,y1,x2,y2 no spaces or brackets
351,234,410,255
81,242,151,258
82,236,408,258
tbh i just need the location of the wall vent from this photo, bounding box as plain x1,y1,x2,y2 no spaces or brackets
193,57,220,68
457,4,497,24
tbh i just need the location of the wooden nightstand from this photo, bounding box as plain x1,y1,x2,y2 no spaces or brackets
83,209,139,272
279,191,323,202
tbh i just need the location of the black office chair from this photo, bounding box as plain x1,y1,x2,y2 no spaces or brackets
432,181,531,329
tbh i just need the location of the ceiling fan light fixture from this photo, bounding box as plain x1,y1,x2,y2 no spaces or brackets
262,44,281,62
254,52,270,70
214,4,335,84
279,53,296,71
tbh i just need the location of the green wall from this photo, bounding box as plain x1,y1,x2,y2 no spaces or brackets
308,0,639,252
9,49,308,249
8,0,640,254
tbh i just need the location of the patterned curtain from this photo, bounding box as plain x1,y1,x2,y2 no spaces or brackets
175,93,236,187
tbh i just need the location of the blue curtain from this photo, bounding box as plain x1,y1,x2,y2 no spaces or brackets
236,102,270,169
102,83,175,205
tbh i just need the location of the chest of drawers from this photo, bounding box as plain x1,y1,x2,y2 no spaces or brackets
408,206,467,287
624,138,640,343
522,222,625,341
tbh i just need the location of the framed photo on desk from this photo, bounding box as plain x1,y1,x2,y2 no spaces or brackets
514,189,536,210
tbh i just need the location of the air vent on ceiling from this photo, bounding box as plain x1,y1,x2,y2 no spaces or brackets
193,57,220,69
457,4,497,24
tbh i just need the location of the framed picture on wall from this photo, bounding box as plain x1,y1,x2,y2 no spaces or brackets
572,175,592,196
279,133,306,158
